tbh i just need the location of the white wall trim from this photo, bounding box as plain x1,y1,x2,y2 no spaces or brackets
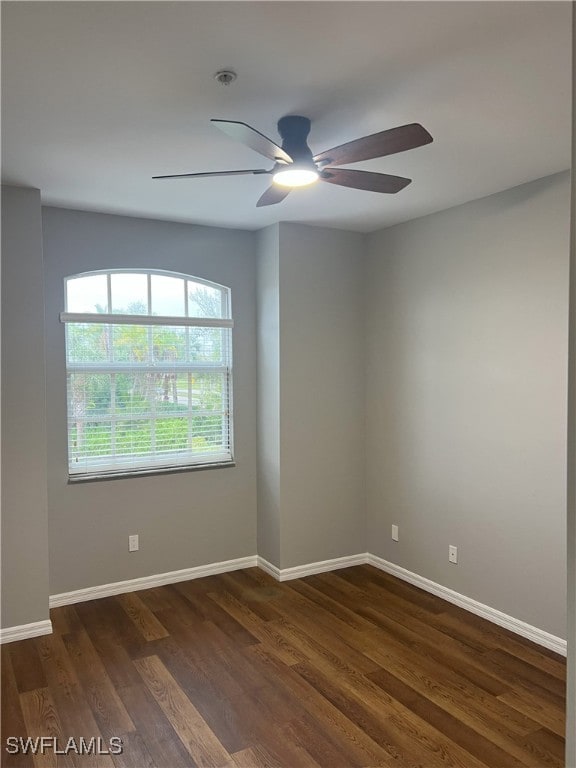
258,553,367,582
0,619,53,644
367,554,567,657
257,556,282,580
42,551,566,656
49,555,258,608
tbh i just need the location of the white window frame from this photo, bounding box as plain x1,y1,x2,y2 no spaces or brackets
61,269,234,480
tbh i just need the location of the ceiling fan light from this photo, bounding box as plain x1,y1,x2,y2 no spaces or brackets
272,167,319,187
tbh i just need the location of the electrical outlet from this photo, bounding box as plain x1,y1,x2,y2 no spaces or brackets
449,544,458,564
129,534,139,552
391,524,399,542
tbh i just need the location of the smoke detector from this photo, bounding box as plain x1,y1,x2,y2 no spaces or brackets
213,70,237,86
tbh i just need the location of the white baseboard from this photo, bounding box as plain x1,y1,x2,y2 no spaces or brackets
49,555,258,608
366,554,567,657
258,553,367,582
40,550,566,657
0,619,53,644
257,556,282,580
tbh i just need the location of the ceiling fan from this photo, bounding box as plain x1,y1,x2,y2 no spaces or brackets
153,116,433,207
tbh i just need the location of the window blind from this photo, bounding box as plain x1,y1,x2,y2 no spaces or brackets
62,271,233,478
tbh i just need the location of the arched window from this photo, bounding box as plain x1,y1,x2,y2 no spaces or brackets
60,269,233,479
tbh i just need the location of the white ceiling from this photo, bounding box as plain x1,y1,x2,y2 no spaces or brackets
1,1,572,233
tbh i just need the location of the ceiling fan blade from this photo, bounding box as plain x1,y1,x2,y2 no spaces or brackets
212,119,293,164
320,168,411,193
313,123,432,167
152,169,270,180
256,185,291,207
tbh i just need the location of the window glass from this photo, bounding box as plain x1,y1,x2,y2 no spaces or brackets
151,274,186,316
66,274,108,313
111,272,148,314
187,281,224,318
63,270,232,478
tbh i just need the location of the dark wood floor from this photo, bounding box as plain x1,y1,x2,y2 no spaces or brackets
1,565,566,768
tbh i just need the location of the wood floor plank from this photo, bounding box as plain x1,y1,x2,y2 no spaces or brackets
116,593,170,642
271,587,379,675
152,630,300,758
151,634,252,754
241,567,281,589
358,582,489,653
1,646,36,768
520,726,566,767
250,627,409,765
285,578,377,633
483,648,566,699
231,745,280,768
327,567,445,614
354,565,444,611
281,713,370,768
368,665,530,768
264,616,384,683
294,660,490,768
172,581,259,647
19,688,76,768
9,640,47,694
208,590,306,666
244,645,397,767
491,638,566,678
150,604,241,668
218,572,284,622
355,601,510,697
430,609,567,679
360,626,543,736
72,630,141,695
105,732,156,768
266,607,555,766
137,585,215,654
442,600,564,661
117,681,195,768
138,583,205,621
232,717,324,768
2,566,566,768
160,636,308,761
74,598,150,664
49,606,83,639
134,654,233,767
35,634,115,768
497,689,566,737
61,629,135,738
363,641,552,766
232,734,320,768
134,586,178,614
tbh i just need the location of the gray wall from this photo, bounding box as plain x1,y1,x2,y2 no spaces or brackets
42,207,257,595
278,223,366,568
257,223,365,569
366,172,570,638
256,225,281,566
2,172,570,654
1,186,50,628
565,10,575,764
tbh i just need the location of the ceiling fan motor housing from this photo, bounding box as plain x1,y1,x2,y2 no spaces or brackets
277,116,315,166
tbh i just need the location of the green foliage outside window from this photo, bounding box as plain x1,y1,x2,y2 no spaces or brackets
67,288,229,468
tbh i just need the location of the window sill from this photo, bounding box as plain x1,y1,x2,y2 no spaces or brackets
67,460,236,484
